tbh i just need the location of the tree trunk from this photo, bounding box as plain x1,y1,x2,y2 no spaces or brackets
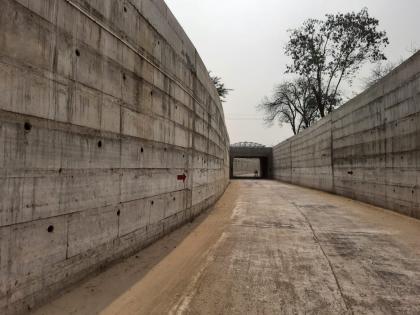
312,86,325,118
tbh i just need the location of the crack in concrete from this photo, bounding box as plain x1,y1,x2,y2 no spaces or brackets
291,202,354,315
231,223,295,229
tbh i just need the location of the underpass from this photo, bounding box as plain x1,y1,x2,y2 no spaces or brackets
230,142,273,179
34,180,420,314
2,1,420,314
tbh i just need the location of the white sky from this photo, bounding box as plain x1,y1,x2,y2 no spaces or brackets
165,0,420,146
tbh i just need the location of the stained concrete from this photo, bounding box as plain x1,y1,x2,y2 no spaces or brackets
32,180,420,314
273,51,420,219
0,0,229,314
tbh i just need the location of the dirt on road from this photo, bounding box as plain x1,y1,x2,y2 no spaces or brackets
33,180,420,315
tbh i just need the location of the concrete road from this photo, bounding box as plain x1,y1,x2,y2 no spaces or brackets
33,180,420,315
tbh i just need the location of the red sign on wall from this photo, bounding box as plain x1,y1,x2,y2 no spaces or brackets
177,174,187,182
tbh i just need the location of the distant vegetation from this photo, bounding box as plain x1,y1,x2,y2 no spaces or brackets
259,8,389,135
209,71,233,103
258,79,318,135
363,45,419,88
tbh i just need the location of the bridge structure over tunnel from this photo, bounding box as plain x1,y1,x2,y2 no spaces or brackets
229,142,273,179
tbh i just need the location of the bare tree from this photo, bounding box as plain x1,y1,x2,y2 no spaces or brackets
407,43,420,55
364,45,419,89
363,61,396,88
258,79,319,135
285,8,389,117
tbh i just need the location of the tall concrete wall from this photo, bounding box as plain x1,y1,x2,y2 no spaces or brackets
0,0,229,314
273,51,420,219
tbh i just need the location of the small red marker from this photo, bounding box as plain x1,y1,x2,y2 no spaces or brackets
177,174,187,182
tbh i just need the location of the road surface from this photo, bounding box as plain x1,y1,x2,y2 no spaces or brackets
33,180,420,314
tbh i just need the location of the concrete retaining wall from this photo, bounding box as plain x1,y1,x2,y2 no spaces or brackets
273,51,420,219
0,0,229,314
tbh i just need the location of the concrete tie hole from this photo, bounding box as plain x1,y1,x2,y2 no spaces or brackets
151,201,154,206
97,140,102,148
47,225,54,233
141,147,144,153
123,6,127,12
24,122,32,131
117,209,121,216
75,49,80,57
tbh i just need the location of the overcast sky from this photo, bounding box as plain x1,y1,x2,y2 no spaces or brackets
165,0,420,146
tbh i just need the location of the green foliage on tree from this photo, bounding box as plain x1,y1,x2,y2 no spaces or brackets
285,8,389,117
209,72,233,103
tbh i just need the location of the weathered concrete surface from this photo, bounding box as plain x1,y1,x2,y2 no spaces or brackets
0,0,229,314
274,51,420,219
232,158,260,177
33,180,420,314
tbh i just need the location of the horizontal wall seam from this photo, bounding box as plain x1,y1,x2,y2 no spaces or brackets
0,110,226,157
0,188,190,229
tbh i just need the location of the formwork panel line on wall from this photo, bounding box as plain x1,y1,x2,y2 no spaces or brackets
63,0,223,121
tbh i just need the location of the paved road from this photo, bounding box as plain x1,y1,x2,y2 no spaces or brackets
33,180,420,315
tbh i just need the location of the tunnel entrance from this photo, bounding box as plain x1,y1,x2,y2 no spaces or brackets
229,142,273,180
233,158,262,178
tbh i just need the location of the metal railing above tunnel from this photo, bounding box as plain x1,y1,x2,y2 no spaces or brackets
229,144,273,179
